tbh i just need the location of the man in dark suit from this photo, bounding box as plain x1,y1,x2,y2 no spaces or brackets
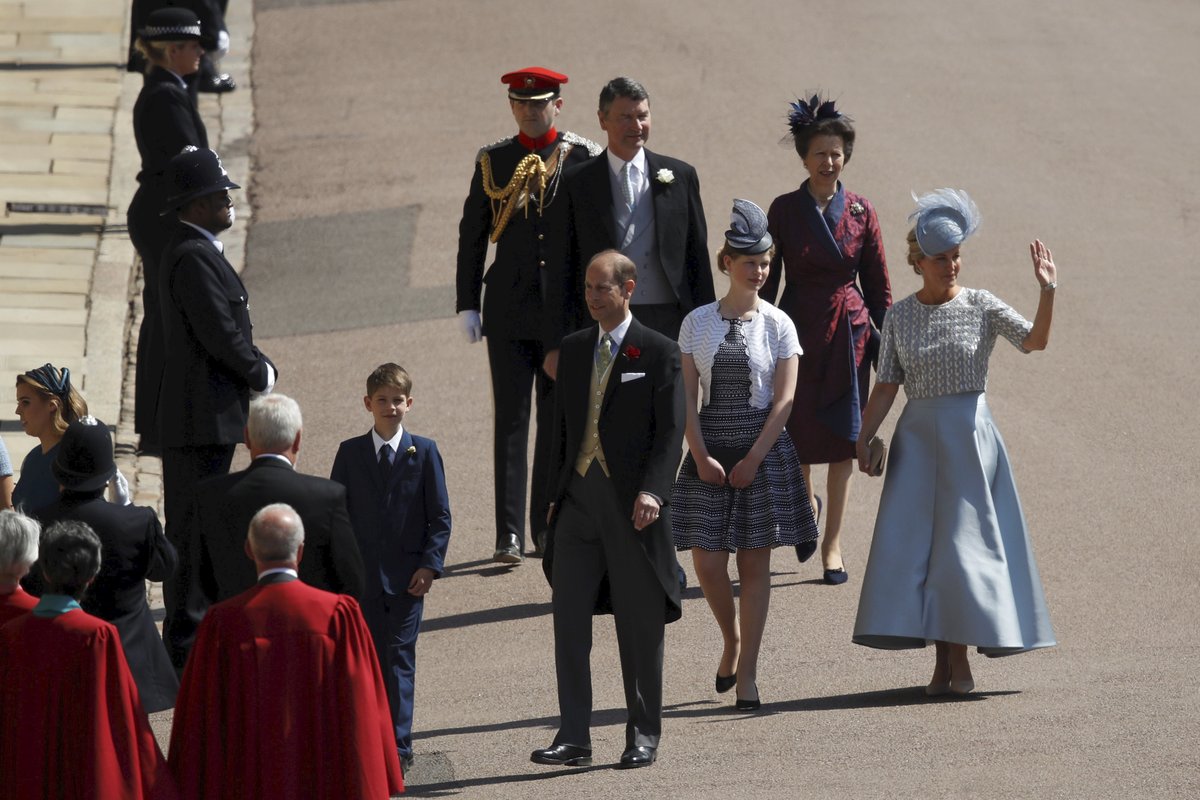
548,76,714,365
157,146,275,631
165,393,364,670
31,418,179,713
456,67,602,564
532,250,686,770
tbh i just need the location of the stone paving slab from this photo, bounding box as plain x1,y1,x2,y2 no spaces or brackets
0,277,90,294
0,91,117,108
0,232,101,249
4,143,111,161
0,259,94,276
0,292,86,309
0,307,88,326
0,247,95,264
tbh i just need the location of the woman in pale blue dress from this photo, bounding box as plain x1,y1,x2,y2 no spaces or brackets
852,189,1057,696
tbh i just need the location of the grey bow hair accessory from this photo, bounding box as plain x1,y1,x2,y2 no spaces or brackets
725,198,773,254
909,188,981,256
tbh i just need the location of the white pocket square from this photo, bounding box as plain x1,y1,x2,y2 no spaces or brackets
621,372,646,383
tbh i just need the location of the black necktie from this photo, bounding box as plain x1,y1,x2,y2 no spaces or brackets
379,443,395,481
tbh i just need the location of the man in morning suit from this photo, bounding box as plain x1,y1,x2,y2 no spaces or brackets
531,250,686,770
548,76,714,371
456,67,602,564
165,393,365,671
156,146,275,631
169,504,404,799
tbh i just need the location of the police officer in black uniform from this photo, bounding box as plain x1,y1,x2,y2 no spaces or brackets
156,147,275,633
456,68,602,564
128,8,209,456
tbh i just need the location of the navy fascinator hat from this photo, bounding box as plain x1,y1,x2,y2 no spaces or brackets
725,199,773,254
909,188,981,256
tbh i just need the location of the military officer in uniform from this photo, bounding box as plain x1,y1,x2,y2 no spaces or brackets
456,67,602,564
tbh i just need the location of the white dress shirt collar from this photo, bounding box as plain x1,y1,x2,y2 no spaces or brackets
253,453,293,467
606,147,647,181
180,220,224,253
257,567,298,581
371,426,405,456
599,312,634,351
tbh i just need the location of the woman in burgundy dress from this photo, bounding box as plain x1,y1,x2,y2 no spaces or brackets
761,96,891,584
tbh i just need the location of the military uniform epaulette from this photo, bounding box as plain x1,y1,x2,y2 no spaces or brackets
476,136,515,163
561,131,603,157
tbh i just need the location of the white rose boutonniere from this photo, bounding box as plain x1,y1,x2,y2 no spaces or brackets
655,168,675,185
405,445,417,457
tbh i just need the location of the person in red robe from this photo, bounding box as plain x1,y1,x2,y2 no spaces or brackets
169,503,403,799
0,509,39,626
0,520,178,800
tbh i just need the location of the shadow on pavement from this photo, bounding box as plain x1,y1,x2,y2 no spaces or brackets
420,602,551,633
420,700,716,740
405,763,606,797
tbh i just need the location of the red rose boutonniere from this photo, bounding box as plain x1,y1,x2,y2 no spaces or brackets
623,346,641,361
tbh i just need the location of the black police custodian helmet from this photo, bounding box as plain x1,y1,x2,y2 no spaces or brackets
161,146,240,214
52,417,117,493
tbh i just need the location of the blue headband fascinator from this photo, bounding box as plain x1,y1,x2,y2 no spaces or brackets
24,363,71,399
908,188,981,256
725,198,773,254
788,94,844,137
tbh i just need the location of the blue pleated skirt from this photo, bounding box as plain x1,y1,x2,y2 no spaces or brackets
852,392,1056,656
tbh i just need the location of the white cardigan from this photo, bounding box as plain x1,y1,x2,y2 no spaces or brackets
678,300,801,409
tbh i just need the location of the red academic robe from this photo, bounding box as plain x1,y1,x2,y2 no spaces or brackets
168,580,404,799
0,610,178,800
0,586,37,627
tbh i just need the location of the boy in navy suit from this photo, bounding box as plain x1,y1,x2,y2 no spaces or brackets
331,363,452,773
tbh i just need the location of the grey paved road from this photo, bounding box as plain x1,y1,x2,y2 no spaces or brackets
237,1,1200,796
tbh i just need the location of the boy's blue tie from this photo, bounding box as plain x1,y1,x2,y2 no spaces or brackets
379,443,395,481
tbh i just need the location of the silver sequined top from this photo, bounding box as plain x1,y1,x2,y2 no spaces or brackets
877,288,1032,399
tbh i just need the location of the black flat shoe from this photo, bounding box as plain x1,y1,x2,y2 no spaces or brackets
617,746,656,769
715,672,736,693
823,567,848,585
794,540,817,563
531,743,592,766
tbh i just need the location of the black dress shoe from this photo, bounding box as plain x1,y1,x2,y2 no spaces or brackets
400,753,414,775
492,534,522,564
198,73,237,93
530,743,592,766
618,746,656,769
715,672,736,693
531,529,548,557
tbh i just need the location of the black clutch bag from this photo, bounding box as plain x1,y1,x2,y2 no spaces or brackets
706,445,750,473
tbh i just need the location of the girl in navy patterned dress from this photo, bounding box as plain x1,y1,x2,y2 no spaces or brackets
672,200,818,711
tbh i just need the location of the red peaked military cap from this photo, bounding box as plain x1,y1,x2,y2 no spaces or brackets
501,67,569,100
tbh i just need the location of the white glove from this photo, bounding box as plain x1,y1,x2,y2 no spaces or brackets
215,29,230,60
253,362,276,397
108,470,132,506
457,310,482,344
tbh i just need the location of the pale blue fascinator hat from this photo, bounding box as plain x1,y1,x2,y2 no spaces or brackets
725,198,773,254
908,188,981,256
